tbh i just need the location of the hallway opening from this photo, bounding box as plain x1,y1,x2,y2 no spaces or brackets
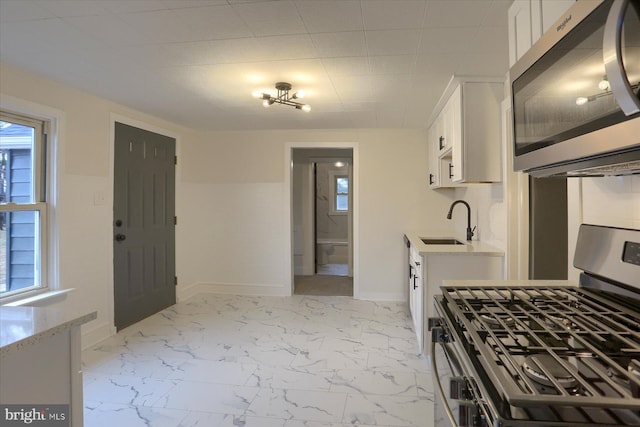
290,147,354,296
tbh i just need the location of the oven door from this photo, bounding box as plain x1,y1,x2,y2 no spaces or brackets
431,327,489,427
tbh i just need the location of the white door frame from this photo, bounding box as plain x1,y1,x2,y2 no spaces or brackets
284,142,359,297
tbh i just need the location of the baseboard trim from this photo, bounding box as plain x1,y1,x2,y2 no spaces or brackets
356,292,406,302
81,321,116,350
189,282,291,297
180,282,402,301
177,281,203,302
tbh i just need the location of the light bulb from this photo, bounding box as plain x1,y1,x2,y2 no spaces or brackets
263,99,271,108
294,90,305,99
576,97,588,106
598,79,610,90
252,91,262,98
301,104,311,112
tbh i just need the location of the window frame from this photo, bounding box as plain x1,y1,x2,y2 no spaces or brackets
329,170,349,215
0,110,49,300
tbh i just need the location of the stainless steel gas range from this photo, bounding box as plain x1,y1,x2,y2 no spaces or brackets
431,224,640,427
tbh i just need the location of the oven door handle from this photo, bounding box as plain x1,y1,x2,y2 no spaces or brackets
431,327,460,427
604,0,640,116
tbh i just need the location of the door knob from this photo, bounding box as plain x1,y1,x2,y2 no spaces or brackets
114,233,126,242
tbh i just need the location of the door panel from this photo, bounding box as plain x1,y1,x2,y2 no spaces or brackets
114,122,176,330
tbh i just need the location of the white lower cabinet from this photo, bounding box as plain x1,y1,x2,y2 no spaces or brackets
408,247,424,350
411,253,503,354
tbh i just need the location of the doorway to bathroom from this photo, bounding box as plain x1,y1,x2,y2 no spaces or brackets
291,148,353,296
314,160,350,276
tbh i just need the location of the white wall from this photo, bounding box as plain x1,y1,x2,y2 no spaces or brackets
292,159,310,275
453,183,507,251
1,61,459,346
567,175,640,280
0,61,199,347
178,129,456,301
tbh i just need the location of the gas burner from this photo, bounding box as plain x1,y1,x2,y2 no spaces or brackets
540,313,575,330
480,313,516,328
522,354,578,389
530,298,546,307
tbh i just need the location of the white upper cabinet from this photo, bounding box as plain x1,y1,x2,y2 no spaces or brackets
428,124,440,188
429,85,461,189
508,0,533,67
428,77,503,188
531,0,576,41
509,0,575,67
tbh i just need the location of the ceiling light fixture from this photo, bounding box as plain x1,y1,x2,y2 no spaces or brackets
254,82,310,112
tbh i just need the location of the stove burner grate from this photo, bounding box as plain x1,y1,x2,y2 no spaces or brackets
440,285,640,411
522,354,579,389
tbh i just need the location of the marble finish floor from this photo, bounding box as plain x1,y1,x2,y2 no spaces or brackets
82,294,434,427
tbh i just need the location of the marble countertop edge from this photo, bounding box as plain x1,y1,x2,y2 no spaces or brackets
0,307,97,357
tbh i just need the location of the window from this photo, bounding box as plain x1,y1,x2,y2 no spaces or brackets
335,176,348,211
329,169,349,214
0,110,48,298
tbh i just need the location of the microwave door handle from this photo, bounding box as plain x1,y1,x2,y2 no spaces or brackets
603,0,640,116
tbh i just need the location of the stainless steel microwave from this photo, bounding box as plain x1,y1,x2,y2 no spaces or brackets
510,0,640,177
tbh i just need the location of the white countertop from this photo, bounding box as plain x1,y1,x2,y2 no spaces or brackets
405,232,504,256
0,306,96,357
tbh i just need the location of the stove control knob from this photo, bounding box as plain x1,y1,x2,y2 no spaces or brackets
431,327,450,343
450,376,472,400
458,402,483,427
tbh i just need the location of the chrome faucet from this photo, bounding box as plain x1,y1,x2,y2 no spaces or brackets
447,200,475,241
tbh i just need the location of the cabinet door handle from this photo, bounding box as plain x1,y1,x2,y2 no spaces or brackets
439,136,445,150
413,275,419,290
448,163,454,179
429,173,434,185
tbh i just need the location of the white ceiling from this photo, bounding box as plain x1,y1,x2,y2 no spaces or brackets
0,0,512,131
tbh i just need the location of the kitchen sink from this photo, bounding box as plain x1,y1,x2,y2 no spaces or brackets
420,238,465,245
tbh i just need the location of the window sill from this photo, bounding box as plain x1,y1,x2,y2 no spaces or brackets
1,289,74,307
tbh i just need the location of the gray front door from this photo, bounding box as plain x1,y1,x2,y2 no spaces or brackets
113,122,176,330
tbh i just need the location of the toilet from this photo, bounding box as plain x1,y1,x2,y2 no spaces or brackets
316,239,348,265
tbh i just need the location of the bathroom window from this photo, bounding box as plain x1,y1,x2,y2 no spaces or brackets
330,172,349,214
0,110,49,299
